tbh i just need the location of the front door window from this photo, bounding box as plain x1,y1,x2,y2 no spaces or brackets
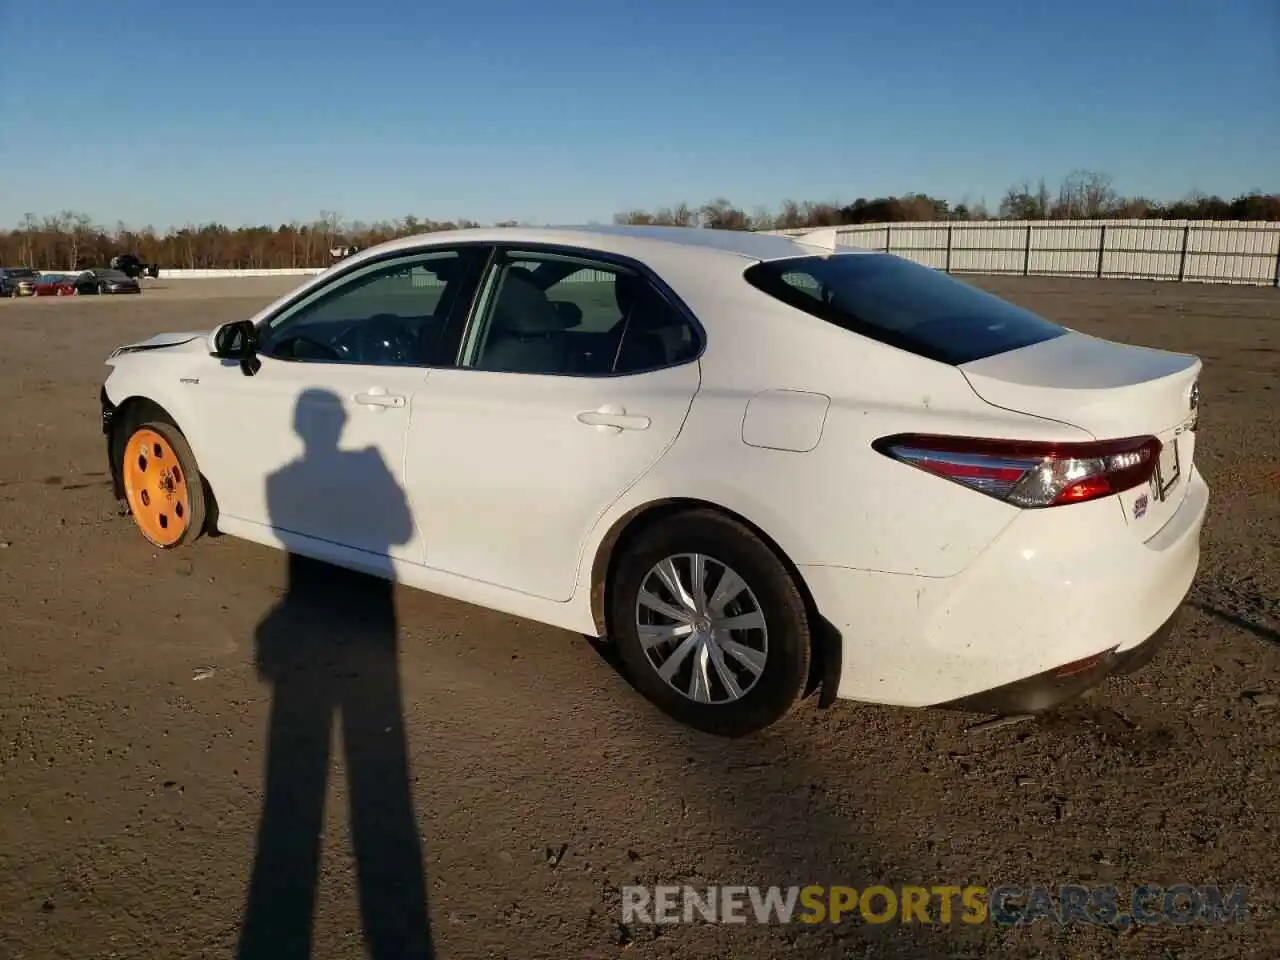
259,247,490,368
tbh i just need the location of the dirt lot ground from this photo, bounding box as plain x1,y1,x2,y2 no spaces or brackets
0,276,1277,960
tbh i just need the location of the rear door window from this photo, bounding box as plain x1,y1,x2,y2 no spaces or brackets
744,253,1066,365
464,250,701,376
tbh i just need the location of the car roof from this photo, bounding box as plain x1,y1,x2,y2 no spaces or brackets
348,224,868,265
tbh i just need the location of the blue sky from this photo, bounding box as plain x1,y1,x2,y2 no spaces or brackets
1,0,1276,230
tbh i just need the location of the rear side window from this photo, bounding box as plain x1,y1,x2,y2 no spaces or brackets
744,254,1066,365
466,250,700,376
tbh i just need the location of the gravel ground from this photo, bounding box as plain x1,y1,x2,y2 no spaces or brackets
0,276,1277,960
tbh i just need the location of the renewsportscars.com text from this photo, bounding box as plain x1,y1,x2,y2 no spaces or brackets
620,884,1249,927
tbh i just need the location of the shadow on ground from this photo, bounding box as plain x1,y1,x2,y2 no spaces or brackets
1193,601,1280,646
237,388,432,960
586,637,993,958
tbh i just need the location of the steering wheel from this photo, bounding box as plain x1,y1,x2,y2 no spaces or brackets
267,334,347,363
333,314,418,365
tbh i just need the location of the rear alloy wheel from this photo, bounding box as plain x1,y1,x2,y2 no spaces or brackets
609,510,811,737
120,421,206,548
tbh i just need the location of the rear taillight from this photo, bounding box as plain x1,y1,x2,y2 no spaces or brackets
873,433,1162,508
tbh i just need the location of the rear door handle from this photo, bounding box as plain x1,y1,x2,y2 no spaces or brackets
354,389,406,409
576,405,650,433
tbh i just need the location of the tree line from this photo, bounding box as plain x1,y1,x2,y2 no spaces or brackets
618,172,1280,229
2,171,1275,271
0,211,493,273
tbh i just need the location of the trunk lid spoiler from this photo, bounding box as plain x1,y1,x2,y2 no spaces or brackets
959,331,1201,439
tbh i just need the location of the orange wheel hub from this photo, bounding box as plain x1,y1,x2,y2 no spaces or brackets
123,429,190,546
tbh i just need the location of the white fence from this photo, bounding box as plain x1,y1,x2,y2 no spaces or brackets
767,219,1280,287
138,266,616,285
144,267,324,279
54,220,1278,286
31,267,322,279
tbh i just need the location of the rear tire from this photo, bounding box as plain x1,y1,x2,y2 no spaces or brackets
608,509,812,737
117,417,207,549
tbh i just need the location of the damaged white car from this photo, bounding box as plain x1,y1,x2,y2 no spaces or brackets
101,225,1207,736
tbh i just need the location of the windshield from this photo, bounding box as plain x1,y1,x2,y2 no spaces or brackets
744,253,1066,365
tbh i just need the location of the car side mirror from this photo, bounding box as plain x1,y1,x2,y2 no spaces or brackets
212,320,261,376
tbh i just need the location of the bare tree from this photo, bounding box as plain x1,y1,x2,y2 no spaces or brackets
657,203,696,227
1035,178,1052,219
318,210,341,253
62,211,97,269
775,199,804,230
614,209,656,225
799,201,843,227
17,213,37,266
749,205,775,230
999,181,1050,220
616,203,697,227
179,225,195,269
698,198,750,230
1054,169,1118,219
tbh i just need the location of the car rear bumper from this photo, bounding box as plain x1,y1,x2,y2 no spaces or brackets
799,467,1208,711
934,605,1182,715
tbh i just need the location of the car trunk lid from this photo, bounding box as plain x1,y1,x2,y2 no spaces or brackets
960,331,1201,538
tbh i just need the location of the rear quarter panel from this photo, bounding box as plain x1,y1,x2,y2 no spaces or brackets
585,261,1094,580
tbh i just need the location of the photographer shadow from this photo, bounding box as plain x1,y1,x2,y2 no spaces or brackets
237,388,432,960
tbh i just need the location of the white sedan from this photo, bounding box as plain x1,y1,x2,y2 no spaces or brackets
100,225,1207,736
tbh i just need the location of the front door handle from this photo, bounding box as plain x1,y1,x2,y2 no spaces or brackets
576,405,650,433
354,389,405,409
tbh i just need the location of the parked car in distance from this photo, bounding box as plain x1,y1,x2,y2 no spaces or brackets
0,267,40,297
31,273,79,296
33,270,140,296
76,268,142,295
99,224,1207,737
110,254,159,279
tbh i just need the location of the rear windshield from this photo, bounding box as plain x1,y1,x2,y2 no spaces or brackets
743,253,1066,365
